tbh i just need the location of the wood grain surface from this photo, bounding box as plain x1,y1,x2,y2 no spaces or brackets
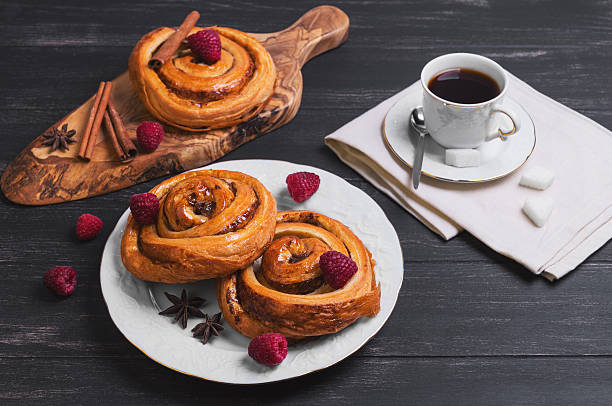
1,0,612,405
0,5,349,205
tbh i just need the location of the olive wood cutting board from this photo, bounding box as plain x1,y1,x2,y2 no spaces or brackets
1,5,349,205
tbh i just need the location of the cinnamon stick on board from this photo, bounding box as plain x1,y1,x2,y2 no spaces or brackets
78,81,106,159
103,111,126,161
107,99,137,160
82,81,113,160
148,10,200,70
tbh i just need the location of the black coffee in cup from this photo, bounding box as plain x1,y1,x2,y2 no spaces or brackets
427,68,500,104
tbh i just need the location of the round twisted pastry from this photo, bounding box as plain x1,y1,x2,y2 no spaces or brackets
217,211,381,341
129,26,277,131
121,170,276,283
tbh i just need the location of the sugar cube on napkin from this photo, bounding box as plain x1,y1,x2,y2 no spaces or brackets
445,149,480,168
520,166,555,190
523,196,553,227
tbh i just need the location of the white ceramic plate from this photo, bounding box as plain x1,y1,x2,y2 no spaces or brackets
100,160,403,384
383,86,536,183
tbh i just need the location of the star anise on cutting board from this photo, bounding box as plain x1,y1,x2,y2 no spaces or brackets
41,123,76,151
159,289,206,329
192,312,224,344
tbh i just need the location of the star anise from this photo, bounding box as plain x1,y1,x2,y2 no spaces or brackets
191,312,224,344
158,289,206,329
41,123,76,151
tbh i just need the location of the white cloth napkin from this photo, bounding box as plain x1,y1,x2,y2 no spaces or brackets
325,73,612,280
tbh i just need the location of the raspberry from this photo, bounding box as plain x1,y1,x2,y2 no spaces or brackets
44,266,77,296
136,121,164,152
286,172,320,203
75,213,103,241
248,333,288,366
319,251,358,289
130,193,160,224
187,29,221,64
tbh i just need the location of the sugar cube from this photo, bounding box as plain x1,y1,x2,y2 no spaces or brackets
519,166,555,190
522,196,553,227
445,149,480,168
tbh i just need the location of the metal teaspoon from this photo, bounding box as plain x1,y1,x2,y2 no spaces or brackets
410,107,427,189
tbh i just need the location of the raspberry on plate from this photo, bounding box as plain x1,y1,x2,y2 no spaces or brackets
130,193,160,224
248,333,288,366
136,121,164,152
319,251,358,289
44,266,77,296
286,171,320,203
75,213,103,241
187,29,222,64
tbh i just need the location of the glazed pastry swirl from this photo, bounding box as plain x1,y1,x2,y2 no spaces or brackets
217,211,381,340
129,26,277,131
121,170,276,283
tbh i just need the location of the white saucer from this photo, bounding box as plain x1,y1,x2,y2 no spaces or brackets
100,160,403,384
383,87,536,183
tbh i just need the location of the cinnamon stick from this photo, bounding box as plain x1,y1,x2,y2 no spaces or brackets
83,81,113,160
107,99,137,160
148,10,200,70
78,81,106,159
103,111,126,161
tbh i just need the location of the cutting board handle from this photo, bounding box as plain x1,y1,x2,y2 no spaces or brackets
270,5,349,68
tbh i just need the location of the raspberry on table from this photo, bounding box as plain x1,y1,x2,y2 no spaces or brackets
136,121,164,152
248,333,288,366
75,213,103,241
44,266,77,297
187,29,222,64
286,171,320,203
319,251,358,289
129,193,160,224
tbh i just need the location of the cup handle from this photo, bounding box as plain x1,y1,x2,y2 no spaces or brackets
485,105,521,142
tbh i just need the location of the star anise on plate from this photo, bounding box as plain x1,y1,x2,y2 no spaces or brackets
158,289,206,329
192,312,224,344
42,123,76,151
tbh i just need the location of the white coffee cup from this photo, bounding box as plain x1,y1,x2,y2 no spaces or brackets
421,53,520,149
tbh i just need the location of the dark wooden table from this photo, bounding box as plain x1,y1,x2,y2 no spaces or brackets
2,1,611,404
